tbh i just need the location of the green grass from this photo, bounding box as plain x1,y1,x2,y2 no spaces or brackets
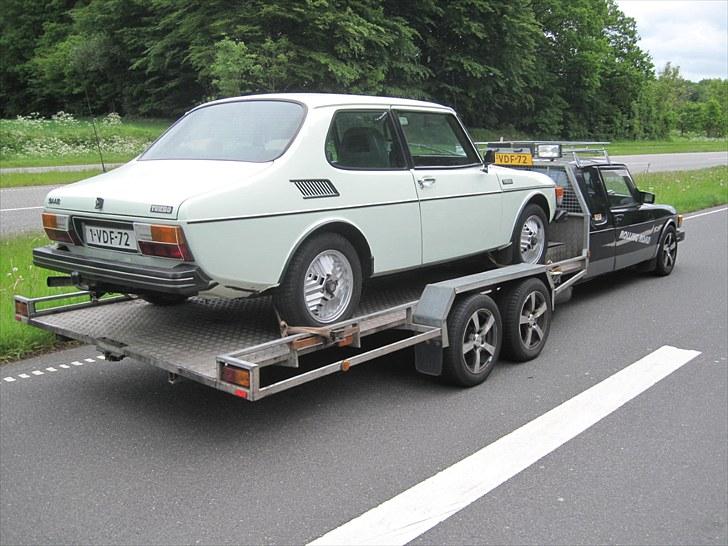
0,169,103,188
0,152,138,168
634,166,728,213
0,233,73,362
607,139,727,155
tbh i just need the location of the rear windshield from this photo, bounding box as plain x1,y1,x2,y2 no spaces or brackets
141,100,305,162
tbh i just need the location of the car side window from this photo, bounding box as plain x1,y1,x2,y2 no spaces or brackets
397,111,481,168
325,110,405,170
600,169,637,208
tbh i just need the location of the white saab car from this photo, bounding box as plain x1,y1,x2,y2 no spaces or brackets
36,93,557,326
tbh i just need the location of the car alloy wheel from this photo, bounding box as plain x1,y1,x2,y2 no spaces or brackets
520,214,546,264
462,308,499,374
518,290,548,350
303,249,355,323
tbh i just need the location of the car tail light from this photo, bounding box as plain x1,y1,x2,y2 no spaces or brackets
554,186,565,206
42,213,80,244
220,364,251,388
677,214,684,227
134,224,193,261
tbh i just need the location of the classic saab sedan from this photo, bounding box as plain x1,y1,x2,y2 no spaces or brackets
36,94,558,326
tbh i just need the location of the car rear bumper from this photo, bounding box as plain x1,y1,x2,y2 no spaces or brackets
33,245,214,295
677,228,685,242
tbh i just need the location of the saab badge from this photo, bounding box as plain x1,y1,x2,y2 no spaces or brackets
95,197,104,210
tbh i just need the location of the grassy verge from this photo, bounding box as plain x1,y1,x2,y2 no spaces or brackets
634,166,727,213
607,139,727,155
0,153,137,168
0,169,103,188
0,233,71,362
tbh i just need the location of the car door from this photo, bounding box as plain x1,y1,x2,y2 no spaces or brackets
599,167,658,269
576,166,616,277
394,109,503,264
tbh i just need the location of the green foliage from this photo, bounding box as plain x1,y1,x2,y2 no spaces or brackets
634,167,728,213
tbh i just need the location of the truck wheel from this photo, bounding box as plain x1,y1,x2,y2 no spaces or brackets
442,294,502,387
500,278,551,362
653,225,678,276
275,233,362,327
141,293,189,306
511,204,548,264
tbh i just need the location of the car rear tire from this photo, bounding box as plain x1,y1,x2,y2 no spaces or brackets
653,225,678,276
500,278,552,362
140,293,189,306
511,204,549,264
274,233,362,327
442,294,502,387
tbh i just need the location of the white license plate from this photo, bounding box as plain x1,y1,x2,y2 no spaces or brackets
84,225,137,250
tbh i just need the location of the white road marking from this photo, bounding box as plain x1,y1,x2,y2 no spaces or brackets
685,207,727,220
310,345,701,546
31,370,43,376
3,377,16,382
84,358,95,363
0,206,44,212
45,367,57,372
59,364,70,369
97,355,106,360
17,374,30,379
71,361,83,366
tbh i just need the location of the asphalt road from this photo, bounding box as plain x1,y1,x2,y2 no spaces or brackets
1,152,726,236
1,208,726,545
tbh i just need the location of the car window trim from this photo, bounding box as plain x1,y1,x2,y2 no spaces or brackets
598,166,639,209
324,108,410,172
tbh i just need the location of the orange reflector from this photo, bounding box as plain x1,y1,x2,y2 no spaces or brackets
220,365,250,388
677,214,684,227
150,225,181,244
14,300,29,320
341,359,351,372
42,213,58,229
555,186,565,205
337,335,354,348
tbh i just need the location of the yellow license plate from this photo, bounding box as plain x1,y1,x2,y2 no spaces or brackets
494,152,533,166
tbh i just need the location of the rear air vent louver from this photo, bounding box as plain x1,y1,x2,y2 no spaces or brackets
291,179,339,199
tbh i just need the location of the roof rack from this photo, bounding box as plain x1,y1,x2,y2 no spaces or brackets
475,140,612,167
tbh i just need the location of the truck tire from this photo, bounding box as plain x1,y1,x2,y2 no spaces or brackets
141,293,189,306
511,204,549,264
653,225,678,276
442,293,502,387
275,232,362,327
500,278,551,362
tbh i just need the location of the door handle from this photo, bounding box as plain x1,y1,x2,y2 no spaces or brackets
613,213,625,225
417,177,436,189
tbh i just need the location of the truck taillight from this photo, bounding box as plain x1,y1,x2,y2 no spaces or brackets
42,213,80,244
555,186,565,205
134,224,193,261
220,364,251,388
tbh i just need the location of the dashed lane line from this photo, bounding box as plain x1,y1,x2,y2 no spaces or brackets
2,356,105,385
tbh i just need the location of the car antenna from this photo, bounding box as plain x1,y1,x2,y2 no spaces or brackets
84,88,106,173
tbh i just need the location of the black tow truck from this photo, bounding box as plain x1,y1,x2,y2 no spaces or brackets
480,141,685,278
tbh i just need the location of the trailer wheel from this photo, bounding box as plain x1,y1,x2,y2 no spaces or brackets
512,204,548,264
500,278,551,362
275,232,362,327
141,293,189,306
442,294,502,387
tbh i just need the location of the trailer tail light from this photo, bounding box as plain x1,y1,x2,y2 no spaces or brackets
42,213,80,244
135,224,193,261
220,364,250,388
555,186,565,206
14,299,29,321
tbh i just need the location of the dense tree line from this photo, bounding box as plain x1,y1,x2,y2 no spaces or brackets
1,0,726,138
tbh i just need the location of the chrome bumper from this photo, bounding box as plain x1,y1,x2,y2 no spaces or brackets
33,246,213,295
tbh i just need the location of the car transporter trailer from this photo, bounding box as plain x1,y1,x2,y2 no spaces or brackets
14,148,595,402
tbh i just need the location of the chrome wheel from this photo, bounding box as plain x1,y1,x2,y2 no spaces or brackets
462,309,498,374
520,214,546,263
662,231,676,269
519,290,547,349
303,249,354,323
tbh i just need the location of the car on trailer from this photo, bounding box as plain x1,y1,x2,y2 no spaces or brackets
479,141,685,278
34,94,558,328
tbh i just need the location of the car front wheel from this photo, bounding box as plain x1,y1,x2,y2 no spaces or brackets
274,233,362,327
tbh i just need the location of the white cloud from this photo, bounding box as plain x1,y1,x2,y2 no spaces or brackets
617,0,728,81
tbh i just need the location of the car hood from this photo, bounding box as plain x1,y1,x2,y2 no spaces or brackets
44,159,273,220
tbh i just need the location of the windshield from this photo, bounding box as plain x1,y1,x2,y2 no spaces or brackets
141,100,305,162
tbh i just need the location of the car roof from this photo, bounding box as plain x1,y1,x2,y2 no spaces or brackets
196,93,453,112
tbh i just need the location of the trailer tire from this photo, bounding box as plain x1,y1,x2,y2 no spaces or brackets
275,232,362,327
442,294,502,387
500,278,551,362
511,204,549,264
140,293,189,306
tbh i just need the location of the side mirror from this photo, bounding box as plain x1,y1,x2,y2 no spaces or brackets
639,191,655,204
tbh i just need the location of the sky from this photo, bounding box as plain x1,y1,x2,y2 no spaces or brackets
616,0,728,81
